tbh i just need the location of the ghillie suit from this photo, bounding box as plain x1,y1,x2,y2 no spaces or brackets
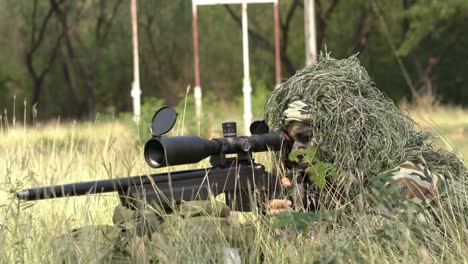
264,53,467,212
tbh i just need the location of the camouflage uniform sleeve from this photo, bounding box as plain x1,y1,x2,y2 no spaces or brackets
382,159,448,205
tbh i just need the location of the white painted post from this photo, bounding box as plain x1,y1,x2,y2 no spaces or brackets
192,3,203,127
241,2,252,135
130,0,141,123
304,0,317,65
131,81,141,122
273,0,281,85
192,0,277,135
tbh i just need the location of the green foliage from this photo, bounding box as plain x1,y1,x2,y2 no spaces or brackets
266,211,320,231
306,162,338,189
397,0,468,56
287,144,337,189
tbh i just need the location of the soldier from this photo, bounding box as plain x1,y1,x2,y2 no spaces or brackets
268,100,447,214
265,54,458,215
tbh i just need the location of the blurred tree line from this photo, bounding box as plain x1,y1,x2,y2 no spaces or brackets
0,0,467,121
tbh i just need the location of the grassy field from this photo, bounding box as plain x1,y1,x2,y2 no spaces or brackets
0,104,467,263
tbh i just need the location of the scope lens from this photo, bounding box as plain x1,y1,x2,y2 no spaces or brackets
144,139,166,168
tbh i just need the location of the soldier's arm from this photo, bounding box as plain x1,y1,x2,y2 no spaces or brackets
382,160,447,205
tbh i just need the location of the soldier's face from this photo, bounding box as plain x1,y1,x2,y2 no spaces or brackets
287,121,315,169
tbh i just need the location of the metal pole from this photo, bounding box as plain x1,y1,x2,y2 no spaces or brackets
192,2,203,124
192,0,277,133
304,0,317,65
273,0,281,84
130,0,141,123
241,2,252,135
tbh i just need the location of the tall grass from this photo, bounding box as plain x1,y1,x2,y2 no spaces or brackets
0,119,137,262
0,104,467,263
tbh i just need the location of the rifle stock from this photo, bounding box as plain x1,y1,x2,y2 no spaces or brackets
121,163,280,212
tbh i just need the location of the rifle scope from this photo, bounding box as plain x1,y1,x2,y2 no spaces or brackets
144,124,286,168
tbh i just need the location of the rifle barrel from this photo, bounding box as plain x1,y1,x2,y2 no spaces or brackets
16,169,209,201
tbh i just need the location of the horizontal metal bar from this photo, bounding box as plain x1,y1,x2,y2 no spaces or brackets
193,0,277,5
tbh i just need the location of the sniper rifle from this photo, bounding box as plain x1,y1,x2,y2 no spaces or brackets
16,106,291,212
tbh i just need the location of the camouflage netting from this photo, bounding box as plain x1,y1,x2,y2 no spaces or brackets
264,53,467,182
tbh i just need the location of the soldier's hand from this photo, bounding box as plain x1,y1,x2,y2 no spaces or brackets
268,199,292,214
268,177,293,214
281,176,292,189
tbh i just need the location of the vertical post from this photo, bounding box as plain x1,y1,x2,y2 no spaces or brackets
192,2,203,126
130,0,141,123
304,0,317,65
273,0,281,84
241,2,252,135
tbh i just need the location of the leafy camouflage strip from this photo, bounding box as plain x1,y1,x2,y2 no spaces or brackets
383,160,447,205
281,100,314,126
